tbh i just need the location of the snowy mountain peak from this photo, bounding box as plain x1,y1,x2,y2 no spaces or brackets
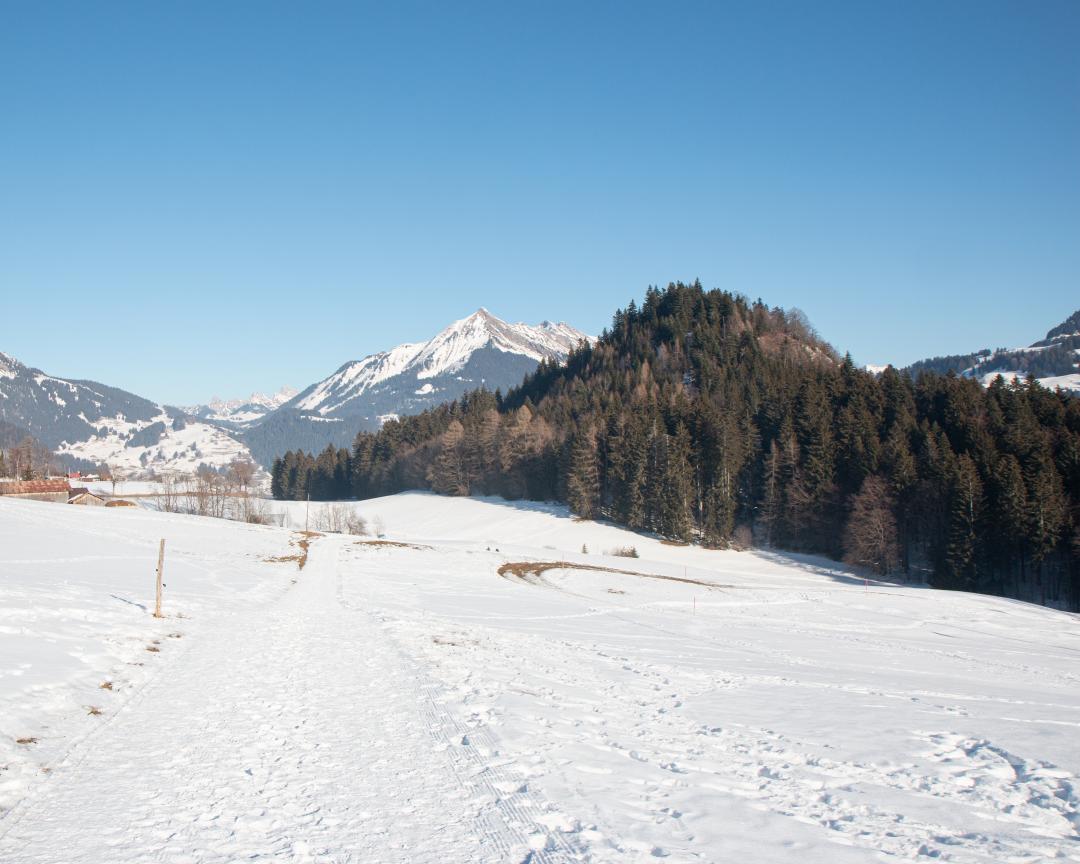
286,310,590,418
0,351,25,380
186,386,299,426
197,387,298,415
411,309,590,382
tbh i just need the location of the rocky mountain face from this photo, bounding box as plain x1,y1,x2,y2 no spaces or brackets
241,309,590,466
185,387,299,427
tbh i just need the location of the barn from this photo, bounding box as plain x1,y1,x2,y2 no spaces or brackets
0,479,71,503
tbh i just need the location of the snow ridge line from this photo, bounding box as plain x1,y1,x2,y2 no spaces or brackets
333,554,588,862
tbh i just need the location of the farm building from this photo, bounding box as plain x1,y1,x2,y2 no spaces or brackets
0,479,71,503
68,488,106,506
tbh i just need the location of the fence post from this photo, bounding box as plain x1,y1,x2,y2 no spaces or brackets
154,539,165,618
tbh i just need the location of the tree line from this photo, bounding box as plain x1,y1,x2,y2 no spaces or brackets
272,282,1080,609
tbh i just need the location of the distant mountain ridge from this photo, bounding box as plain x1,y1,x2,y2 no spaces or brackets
294,311,578,415
1,309,591,475
901,309,1080,394
242,309,591,466
0,351,253,475
185,387,298,427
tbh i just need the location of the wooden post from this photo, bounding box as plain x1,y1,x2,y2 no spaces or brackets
305,493,310,533
154,539,165,618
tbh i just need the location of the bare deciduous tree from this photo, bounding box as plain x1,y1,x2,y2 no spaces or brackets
227,458,257,493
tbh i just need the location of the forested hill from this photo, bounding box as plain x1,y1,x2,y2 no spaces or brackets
273,282,1080,610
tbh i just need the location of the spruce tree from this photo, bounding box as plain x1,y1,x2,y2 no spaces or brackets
945,454,983,589
565,426,600,519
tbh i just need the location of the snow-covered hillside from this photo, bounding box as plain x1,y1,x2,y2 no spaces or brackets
901,309,1080,395
0,350,257,477
2,493,1078,863
56,411,256,478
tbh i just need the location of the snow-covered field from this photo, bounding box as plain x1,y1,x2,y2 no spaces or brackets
1,493,1078,863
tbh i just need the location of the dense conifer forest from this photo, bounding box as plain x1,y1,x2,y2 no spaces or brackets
272,283,1080,609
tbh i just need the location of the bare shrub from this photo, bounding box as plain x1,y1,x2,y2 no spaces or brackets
608,545,639,558
158,474,182,513
311,503,367,535
235,491,273,525
343,510,368,536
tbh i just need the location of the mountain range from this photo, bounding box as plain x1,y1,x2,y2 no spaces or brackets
4,304,1074,479
242,309,588,465
0,310,589,476
185,388,299,427
901,309,1080,394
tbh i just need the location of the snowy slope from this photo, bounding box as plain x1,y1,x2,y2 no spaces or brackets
56,410,256,478
0,350,258,477
900,309,1080,395
2,492,1078,863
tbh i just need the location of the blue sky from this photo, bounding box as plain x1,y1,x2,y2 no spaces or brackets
2,1,1077,404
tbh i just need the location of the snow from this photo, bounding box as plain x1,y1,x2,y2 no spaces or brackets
0,353,19,380
186,387,298,424
294,343,425,414
978,369,1080,394
55,412,256,478
411,308,588,381
292,309,590,415
2,492,1079,863
1033,372,1080,393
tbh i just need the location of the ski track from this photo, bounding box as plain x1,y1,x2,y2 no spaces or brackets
0,534,585,864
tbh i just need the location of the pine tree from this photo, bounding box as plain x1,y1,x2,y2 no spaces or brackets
843,475,899,576
271,455,287,500
945,454,983,589
428,420,469,496
659,424,694,541
1025,454,1067,604
565,426,600,518
617,414,648,529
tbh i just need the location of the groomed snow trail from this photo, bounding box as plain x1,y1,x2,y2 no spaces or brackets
0,534,582,864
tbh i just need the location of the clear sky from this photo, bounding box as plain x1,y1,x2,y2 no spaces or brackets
2,1,1077,405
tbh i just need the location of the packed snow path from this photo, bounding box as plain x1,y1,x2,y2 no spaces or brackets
0,533,581,864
